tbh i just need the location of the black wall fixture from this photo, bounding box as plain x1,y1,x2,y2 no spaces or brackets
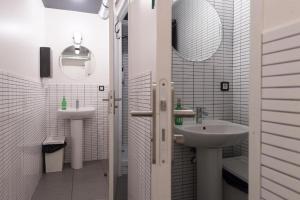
40,47,51,78
220,81,230,91
99,86,105,91
172,19,178,50
152,0,155,9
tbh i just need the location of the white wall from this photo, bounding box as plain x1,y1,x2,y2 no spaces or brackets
264,0,300,30
128,0,156,79
0,0,45,81
44,8,109,84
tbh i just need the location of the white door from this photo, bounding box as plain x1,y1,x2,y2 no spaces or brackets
108,1,118,200
109,0,173,199
127,0,173,200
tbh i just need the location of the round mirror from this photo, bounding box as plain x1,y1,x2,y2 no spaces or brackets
59,46,96,80
172,0,222,61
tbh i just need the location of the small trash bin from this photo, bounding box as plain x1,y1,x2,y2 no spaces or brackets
42,136,66,173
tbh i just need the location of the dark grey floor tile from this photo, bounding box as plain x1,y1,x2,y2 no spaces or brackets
31,161,108,200
116,175,128,200
72,161,107,200
99,159,108,174
31,166,73,200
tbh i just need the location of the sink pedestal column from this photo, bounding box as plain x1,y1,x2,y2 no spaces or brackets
197,148,223,200
71,120,83,169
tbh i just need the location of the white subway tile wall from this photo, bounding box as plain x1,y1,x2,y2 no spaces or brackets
172,0,235,155
128,72,152,200
45,84,109,163
233,0,250,156
171,0,250,199
172,144,197,200
0,70,46,200
172,0,234,199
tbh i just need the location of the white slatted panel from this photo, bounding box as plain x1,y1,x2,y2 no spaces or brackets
261,188,284,200
261,21,300,199
262,178,300,199
262,61,300,76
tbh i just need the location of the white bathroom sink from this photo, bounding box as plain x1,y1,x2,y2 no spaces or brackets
175,120,248,148
57,107,96,169
57,107,96,120
175,120,248,200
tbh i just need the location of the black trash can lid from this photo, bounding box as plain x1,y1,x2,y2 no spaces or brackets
43,136,65,145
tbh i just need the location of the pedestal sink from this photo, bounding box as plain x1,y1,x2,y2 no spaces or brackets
57,107,96,169
175,120,248,200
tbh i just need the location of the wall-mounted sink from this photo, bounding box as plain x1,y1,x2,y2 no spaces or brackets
57,107,96,120
57,107,96,170
175,120,248,148
175,120,248,200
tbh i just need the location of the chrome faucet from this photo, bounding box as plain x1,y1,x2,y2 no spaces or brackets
196,107,208,124
76,99,80,109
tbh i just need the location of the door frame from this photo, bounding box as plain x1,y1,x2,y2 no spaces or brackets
151,0,172,199
108,1,116,200
126,0,173,199
108,1,128,200
249,0,263,199
110,0,264,199
114,19,123,177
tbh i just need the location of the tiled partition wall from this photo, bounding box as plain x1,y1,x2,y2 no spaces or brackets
260,21,300,200
122,22,129,148
172,0,234,199
233,0,250,156
0,71,46,200
45,84,108,163
121,22,129,175
172,0,234,123
128,72,152,200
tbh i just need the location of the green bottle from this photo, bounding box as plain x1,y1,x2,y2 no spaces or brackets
61,96,67,110
175,98,183,125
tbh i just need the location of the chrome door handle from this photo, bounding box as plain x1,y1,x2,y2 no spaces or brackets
103,98,121,102
130,109,194,117
130,111,153,117
103,95,122,113
173,110,195,117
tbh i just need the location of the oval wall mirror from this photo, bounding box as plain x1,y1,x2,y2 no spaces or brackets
59,46,96,80
172,0,223,62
